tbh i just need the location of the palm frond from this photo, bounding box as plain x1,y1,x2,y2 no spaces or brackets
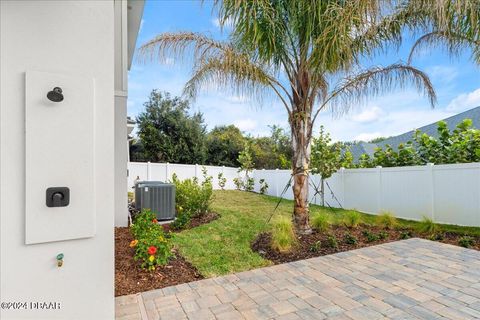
313,63,437,124
138,32,230,64
183,50,292,113
408,31,480,65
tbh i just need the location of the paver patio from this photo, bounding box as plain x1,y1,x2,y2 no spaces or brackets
116,238,480,320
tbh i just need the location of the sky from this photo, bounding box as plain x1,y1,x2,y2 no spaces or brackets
128,0,480,142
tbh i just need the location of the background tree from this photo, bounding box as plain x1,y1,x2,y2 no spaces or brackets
205,125,245,167
311,126,353,206
140,1,437,234
357,119,480,168
136,90,207,164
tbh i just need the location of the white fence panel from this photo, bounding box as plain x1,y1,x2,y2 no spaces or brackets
128,161,480,226
380,166,432,221
433,163,480,226
343,168,379,214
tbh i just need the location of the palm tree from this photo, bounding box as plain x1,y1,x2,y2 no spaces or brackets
139,1,437,234
403,0,480,64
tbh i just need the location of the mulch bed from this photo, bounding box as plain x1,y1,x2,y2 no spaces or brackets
115,227,203,297
251,225,480,265
161,211,220,232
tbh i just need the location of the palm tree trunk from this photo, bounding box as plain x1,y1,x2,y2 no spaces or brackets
291,112,312,235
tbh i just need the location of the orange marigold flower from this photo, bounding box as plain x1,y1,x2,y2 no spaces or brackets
152,218,158,224
129,240,138,248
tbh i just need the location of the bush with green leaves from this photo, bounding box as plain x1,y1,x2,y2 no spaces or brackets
356,119,480,168
362,230,379,242
400,231,412,239
245,177,255,192
311,213,330,232
428,233,444,241
170,169,213,230
378,231,389,240
458,236,475,248
326,234,339,250
270,216,296,252
417,216,437,234
217,172,227,190
376,211,398,230
233,177,243,190
343,211,362,228
309,240,321,252
259,179,269,194
344,233,358,245
130,209,173,271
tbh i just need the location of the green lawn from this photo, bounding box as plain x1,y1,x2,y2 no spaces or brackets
173,190,480,277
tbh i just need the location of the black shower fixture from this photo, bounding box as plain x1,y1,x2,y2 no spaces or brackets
47,87,64,102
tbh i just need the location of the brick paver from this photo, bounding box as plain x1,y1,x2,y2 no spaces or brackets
116,239,480,319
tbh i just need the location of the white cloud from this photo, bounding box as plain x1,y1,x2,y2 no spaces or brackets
354,132,383,142
225,95,249,104
447,88,480,112
350,106,384,123
233,119,257,132
426,65,459,83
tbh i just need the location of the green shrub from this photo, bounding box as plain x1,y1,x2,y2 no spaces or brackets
311,214,330,232
130,209,173,271
233,177,243,190
326,234,339,250
309,240,321,252
343,211,362,228
245,177,255,192
417,216,437,234
428,233,444,241
458,236,475,248
259,179,269,194
271,217,296,252
378,231,389,240
362,230,379,242
217,173,227,190
376,211,398,230
399,231,412,239
344,233,358,245
171,206,190,230
172,170,213,219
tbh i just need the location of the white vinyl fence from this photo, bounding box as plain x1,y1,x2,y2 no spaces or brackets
128,161,480,227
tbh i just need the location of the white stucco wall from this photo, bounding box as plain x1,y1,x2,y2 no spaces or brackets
1,1,114,319
114,0,129,227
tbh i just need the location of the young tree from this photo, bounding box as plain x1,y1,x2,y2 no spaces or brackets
136,90,207,164
311,127,352,206
140,1,436,234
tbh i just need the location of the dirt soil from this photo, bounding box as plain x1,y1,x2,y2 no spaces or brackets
161,211,220,232
115,227,203,296
251,225,480,264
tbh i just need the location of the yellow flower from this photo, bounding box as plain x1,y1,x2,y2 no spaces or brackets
158,236,164,242
149,255,155,262
129,240,138,248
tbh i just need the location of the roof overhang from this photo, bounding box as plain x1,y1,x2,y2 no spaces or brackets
127,0,145,70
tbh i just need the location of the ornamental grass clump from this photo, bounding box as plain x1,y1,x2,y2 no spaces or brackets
417,216,438,234
311,213,330,232
130,209,173,271
271,216,296,252
376,211,398,230
343,211,362,228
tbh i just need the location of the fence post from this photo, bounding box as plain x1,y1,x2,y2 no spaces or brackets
165,162,169,181
376,166,382,213
340,167,345,207
195,164,199,180
275,168,280,197
147,161,152,181
427,163,435,221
